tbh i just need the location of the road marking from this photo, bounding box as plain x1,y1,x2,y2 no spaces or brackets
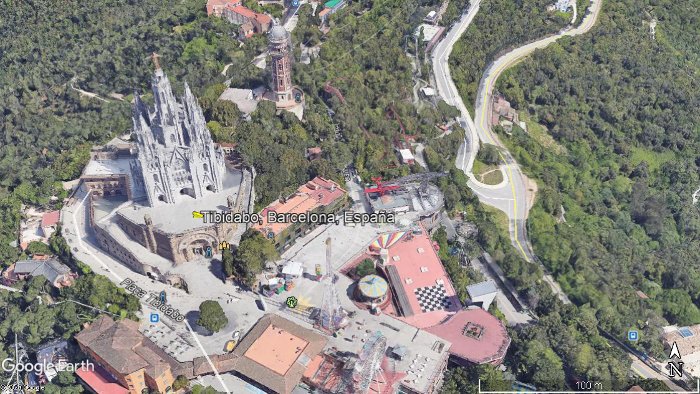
469,188,514,202
185,321,232,393
473,0,603,262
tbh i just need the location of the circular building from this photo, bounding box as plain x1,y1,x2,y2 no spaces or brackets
357,274,389,304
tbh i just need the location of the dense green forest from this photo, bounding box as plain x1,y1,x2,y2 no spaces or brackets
495,0,700,359
206,0,469,206
0,0,245,263
449,0,570,115
443,0,700,389
292,0,465,180
5,0,694,391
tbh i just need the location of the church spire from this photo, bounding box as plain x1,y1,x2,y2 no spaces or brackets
132,61,226,207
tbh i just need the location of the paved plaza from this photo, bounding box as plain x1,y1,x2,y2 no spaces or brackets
63,181,448,392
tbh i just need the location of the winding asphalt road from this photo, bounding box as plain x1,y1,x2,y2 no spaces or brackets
434,2,685,388
432,0,603,303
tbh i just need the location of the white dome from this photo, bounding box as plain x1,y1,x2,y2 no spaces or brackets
269,25,288,42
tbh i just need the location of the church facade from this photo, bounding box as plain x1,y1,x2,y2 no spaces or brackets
76,64,253,284
131,68,226,206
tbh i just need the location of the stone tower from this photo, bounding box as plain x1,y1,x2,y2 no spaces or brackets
268,24,295,107
132,65,226,206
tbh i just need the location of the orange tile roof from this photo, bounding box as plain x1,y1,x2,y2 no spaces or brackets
226,4,271,25
233,314,327,394
253,177,346,238
302,353,348,393
41,210,60,228
227,4,255,18
76,365,129,394
244,325,309,375
302,355,324,380
207,0,239,16
255,12,272,25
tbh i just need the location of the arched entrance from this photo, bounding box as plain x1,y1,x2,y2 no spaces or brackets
178,233,218,262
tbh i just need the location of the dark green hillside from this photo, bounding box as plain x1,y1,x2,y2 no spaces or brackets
496,0,700,353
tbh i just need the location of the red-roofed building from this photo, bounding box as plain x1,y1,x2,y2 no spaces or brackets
372,229,461,328
319,0,346,25
302,353,345,392
239,21,255,38
425,308,510,365
318,8,332,24
218,142,237,154
76,365,130,394
206,0,240,17
253,177,347,251
222,4,272,36
352,229,511,367
76,316,178,393
302,352,406,394
492,95,519,126
41,210,60,238
233,314,328,394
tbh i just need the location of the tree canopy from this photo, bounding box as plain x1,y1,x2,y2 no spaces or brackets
197,300,228,333
494,0,700,357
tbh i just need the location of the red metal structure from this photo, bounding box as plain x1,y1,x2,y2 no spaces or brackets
363,177,401,197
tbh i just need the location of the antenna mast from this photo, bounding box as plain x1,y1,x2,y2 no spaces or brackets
318,237,346,333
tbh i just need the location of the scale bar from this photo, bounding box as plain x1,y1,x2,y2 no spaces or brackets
478,379,700,394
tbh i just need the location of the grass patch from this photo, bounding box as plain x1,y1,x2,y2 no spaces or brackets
472,159,503,185
482,204,510,235
482,169,504,185
629,146,676,172
472,158,496,175
521,112,566,155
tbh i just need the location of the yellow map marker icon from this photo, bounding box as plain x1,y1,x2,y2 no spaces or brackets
192,211,203,219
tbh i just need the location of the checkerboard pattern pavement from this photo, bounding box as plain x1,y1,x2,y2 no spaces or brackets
414,283,452,312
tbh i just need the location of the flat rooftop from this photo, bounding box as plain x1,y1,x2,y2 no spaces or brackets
380,229,461,328
425,308,510,365
244,325,309,376
369,192,412,211
253,177,346,238
81,153,146,200
233,314,327,394
118,170,243,234
219,88,259,114
260,222,451,393
662,324,700,358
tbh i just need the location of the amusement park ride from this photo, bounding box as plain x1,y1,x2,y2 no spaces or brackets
364,177,402,197
317,237,349,333
351,331,389,394
363,172,447,197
